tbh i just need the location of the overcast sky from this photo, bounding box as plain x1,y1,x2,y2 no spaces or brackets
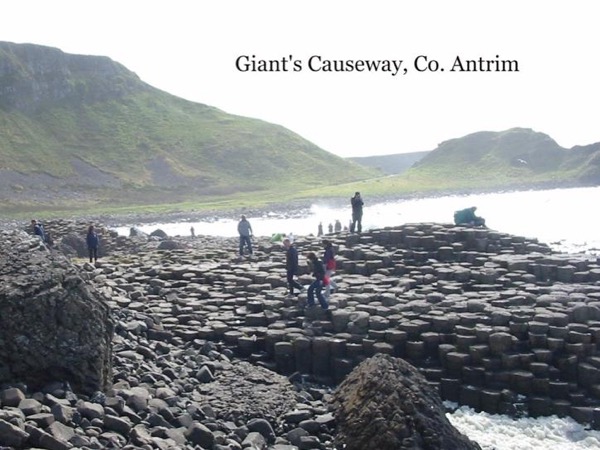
2,1,598,157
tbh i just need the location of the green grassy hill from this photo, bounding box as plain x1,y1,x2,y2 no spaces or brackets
406,128,600,190
0,42,376,213
2,42,598,216
304,128,600,199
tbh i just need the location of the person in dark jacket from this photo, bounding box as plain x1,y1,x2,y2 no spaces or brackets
31,219,45,242
454,206,486,227
86,224,100,263
283,238,303,296
350,192,364,233
306,252,328,310
237,215,253,256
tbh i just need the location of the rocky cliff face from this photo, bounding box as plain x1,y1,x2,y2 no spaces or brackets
0,41,147,112
0,229,114,395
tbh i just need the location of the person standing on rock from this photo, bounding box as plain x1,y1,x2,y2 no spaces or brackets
86,224,100,263
237,215,253,257
306,252,328,310
334,219,342,233
322,239,338,299
350,192,364,233
283,238,303,296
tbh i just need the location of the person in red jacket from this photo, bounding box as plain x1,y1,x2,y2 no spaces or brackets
322,239,338,299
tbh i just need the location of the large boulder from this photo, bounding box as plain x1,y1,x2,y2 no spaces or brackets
0,230,114,395
58,232,87,257
150,228,168,239
331,353,481,450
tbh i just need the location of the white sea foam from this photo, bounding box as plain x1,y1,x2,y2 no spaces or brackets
447,406,600,450
113,186,600,255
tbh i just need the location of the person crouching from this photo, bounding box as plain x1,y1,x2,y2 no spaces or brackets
306,252,328,310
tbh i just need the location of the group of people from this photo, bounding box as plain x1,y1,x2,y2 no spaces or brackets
317,220,344,236
233,192,363,311
316,191,365,236
235,193,487,312
29,194,486,315
236,214,334,310
30,219,100,263
283,237,336,311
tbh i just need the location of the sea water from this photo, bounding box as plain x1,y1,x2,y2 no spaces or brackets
114,186,600,256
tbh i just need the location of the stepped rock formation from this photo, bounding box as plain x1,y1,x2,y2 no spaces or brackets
0,230,114,395
2,217,600,448
63,218,600,426
331,353,481,450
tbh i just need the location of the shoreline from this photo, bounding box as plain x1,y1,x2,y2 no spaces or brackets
95,183,599,229
5,181,596,229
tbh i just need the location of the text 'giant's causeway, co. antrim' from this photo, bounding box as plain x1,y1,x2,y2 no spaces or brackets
1,220,600,449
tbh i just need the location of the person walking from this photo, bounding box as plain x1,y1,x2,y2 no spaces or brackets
322,239,338,299
283,238,303,296
306,252,328,310
237,215,253,256
86,224,100,263
350,191,364,233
